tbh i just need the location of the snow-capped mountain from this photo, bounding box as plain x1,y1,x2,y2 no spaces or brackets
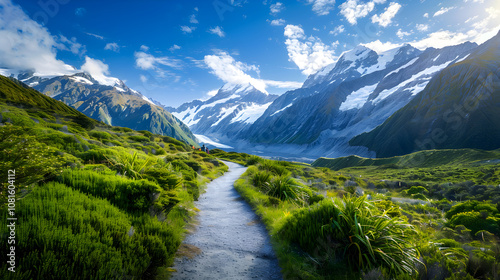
241,41,478,158
350,31,500,157
169,83,278,140
0,69,198,145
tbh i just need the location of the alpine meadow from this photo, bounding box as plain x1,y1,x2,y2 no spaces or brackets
1,0,500,279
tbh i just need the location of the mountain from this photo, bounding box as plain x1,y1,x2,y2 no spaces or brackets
350,31,500,157
0,74,97,128
0,70,198,145
169,83,278,140
240,41,477,158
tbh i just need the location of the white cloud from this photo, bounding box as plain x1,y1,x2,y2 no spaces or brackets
104,42,120,52
169,44,181,52
423,13,429,18
80,56,119,86
463,0,484,3
330,25,345,35
371,2,401,27
411,6,500,50
269,19,286,26
135,52,183,70
284,24,337,75
140,45,149,51
181,26,196,33
190,14,198,24
0,0,76,76
58,35,86,55
416,24,429,32
307,0,336,16
208,26,225,37
433,7,455,17
86,32,104,40
201,89,219,101
472,7,499,30
203,51,301,93
270,2,284,14
361,40,401,53
396,29,412,39
140,74,148,83
340,0,382,25
410,30,471,50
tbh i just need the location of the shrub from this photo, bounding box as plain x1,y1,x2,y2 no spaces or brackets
264,176,308,203
251,171,272,190
280,196,421,277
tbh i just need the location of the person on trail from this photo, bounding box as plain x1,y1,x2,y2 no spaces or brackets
206,148,210,155
192,145,195,150
202,144,206,152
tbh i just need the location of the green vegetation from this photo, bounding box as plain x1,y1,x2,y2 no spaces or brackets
0,77,227,279
215,148,500,279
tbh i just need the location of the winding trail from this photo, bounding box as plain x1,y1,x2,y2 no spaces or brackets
172,161,282,280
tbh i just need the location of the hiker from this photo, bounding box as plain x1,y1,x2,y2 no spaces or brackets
201,144,206,152
206,148,210,154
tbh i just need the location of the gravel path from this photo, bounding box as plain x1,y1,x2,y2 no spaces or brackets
171,161,282,280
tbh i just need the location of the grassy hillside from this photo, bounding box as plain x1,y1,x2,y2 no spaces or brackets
0,76,227,279
312,149,500,170
213,150,500,280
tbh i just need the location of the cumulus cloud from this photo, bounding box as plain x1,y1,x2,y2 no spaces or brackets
203,51,302,93
307,0,336,16
135,52,183,70
190,14,198,24
208,26,225,37
330,25,345,36
181,26,196,33
396,29,412,39
0,0,77,75
104,42,120,52
284,24,337,75
434,7,455,17
371,2,401,27
339,0,384,25
270,2,284,14
80,56,119,86
169,44,181,52
140,74,148,83
416,24,429,32
423,13,429,18
269,19,286,26
58,35,86,55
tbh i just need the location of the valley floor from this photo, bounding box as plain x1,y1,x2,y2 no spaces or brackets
171,161,282,279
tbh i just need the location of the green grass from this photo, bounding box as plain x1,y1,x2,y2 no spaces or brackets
0,76,229,279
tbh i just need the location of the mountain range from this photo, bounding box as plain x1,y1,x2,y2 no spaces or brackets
0,69,197,146
2,31,499,159
350,30,500,157
171,37,486,159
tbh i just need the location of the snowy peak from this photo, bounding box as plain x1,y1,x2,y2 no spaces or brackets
302,44,421,88
171,82,278,138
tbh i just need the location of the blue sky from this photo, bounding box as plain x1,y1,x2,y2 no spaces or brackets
1,0,499,107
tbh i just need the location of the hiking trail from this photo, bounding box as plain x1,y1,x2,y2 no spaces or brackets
171,161,282,280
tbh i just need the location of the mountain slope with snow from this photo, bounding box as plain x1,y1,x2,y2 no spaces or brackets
0,70,197,145
241,41,478,158
350,31,500,157
170,83,278,140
